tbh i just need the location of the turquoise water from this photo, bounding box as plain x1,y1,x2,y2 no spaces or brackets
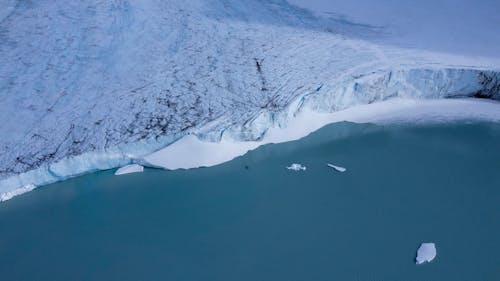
1,122,499,281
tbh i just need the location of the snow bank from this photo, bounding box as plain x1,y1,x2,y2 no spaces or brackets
115,164,144,175
416,243,437,264
0,184,37,202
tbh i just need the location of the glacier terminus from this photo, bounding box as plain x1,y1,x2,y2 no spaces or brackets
1,0,500,200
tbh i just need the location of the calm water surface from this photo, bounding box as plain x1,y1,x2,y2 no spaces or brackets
1,122,499,281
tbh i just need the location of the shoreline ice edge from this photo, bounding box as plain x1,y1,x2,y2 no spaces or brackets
1,97,500,202
143,98,500,169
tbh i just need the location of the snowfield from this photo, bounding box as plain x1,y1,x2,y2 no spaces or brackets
289,0,500,57
1,0,500,200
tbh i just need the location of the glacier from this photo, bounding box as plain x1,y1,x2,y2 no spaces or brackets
143,98,500,170
1,0,500,200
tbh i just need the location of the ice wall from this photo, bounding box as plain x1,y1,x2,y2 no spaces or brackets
222,68,500,141
307,69,500,112
1,66,500,200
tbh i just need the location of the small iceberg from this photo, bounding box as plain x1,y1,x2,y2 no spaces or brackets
327,163,346,172
114,164,144,175
416,243,437,264
287,163,306,171
0,184,37,202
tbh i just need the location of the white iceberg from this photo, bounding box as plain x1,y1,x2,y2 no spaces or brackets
327,163,346,172
416,243,437,264
0,184,37,202
114,164,144,176
287,164,306,171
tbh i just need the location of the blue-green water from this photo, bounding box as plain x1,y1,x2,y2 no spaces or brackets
1,122,499,281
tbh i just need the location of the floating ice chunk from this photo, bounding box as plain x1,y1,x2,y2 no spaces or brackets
287,163,306,171
114,164,144,175
0,184,37,202
416,243,437,264
327,163,346,172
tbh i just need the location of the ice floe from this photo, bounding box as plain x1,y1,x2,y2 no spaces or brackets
114,164,144,176
327,163,346,172
287,164,307,171
416,243,437,264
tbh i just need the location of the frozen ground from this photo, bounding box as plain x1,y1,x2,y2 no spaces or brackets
1,0,500,199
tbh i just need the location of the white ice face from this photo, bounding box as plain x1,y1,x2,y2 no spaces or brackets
0,184,37,202
416,243,437,264
114,164,144,176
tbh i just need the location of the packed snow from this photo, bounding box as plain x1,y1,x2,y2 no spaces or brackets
114,164,144,175
416,243,437,264
327,164,346,172
287,164,307,171
1,0,500,200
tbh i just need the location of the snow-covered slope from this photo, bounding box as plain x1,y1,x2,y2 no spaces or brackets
1,0,500,198
289,0,500,57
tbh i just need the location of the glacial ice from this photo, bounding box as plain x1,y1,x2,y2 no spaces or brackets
416,243,437,264
115,164,144,175
287,164,307,171
327,164,346,172
1,0,500,200
0,184,37,202
143,99,500,170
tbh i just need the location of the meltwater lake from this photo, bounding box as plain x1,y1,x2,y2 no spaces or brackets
1,121,499,281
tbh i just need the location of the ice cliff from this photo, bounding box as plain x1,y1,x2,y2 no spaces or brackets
1,0,500,198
